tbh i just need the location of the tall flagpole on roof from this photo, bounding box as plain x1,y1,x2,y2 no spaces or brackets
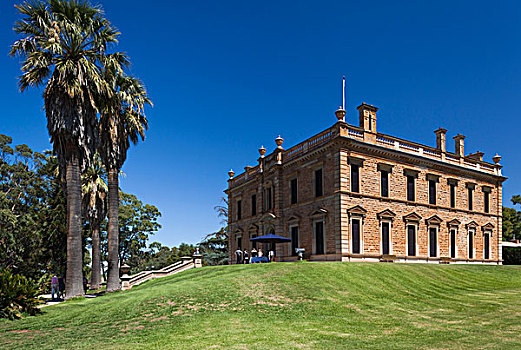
342,75,346,110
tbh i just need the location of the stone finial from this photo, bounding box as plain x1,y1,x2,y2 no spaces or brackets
275,135,284,148
258,146,267,157
335,107,346,122
228,169,235,179
492,154,502,164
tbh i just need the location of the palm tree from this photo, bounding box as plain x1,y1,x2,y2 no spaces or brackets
81,153,107,290
10,0,118,297
99,59,151,292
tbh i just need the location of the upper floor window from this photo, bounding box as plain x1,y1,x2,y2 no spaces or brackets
251,194,257,216
315,169,323,197
265,187,273,210
350,164,360,193
467,185,474,211
428,180,436,205
449,182,456,208
380,170,389,197
290,178,298,204
483,188,491,213
237,200,242,220
406,175,415,202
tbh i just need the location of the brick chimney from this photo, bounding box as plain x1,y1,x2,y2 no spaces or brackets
357,103,378,133
434,128,447,152
453,134,465,157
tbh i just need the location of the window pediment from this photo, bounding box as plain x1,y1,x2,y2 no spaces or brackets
288,215,301,223
248,224,259,232
377,209,396,220
466,220,479,229
447,218,461,227
347,205,367,217
426,215,443,226
403,212,422,223
260,212,276,222
482,222,494,231
310,208,328,219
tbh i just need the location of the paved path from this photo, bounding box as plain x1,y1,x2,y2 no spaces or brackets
38,292,103,308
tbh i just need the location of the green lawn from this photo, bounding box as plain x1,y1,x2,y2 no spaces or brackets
2,262,521,349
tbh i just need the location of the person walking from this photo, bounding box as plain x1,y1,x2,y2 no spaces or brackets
235,249,243,264
58,275,65,300
51,274,59,301
268,249,275,262
243,250,249,264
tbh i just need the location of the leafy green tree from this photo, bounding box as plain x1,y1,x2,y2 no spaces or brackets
503,195,521,241
10,0,119,298
82,154,107,289
117,192,161,269
0,137,66,281
199,228,229,266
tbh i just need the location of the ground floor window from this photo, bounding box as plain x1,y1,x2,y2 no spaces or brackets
251,234,257,249
291,226,299,256
407,225,416,256
468,231,474,259
450,229,457,258
429,227,437,257
484,232,490,260
237,236,242,250
315,221,325,255
351,219,361,254
381,222,390,255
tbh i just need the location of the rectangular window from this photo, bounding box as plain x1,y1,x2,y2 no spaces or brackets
291,226,299,256
450,184,456,208
450,229,456,258
429,227,437,257
468,188,473,211
315,221,324,254
407,225,416,256
351,219,361,254
428,180,436,205
484,191,490,213
237,200,242,220
251,235,257,249
315,169,323,197
381,222,390,255
251,194,257,216
237,236,242,250
381,171,389,198
407,176,415,202
266,187,273,210
290,178,298,204
351,164,360,193
484,233,490,259
468,231,474,259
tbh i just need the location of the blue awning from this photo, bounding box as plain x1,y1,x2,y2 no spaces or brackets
250,234,291,243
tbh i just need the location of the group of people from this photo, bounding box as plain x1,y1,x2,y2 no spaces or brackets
50,274,66,301
235,248,276,264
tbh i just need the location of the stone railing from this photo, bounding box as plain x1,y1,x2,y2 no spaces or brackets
228,120,501,189
284,126,337,162
121,255,203,290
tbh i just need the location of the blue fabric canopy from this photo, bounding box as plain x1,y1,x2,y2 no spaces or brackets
250,234,291,243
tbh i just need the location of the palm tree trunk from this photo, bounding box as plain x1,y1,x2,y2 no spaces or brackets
90,221,101,289
65,146,85,298
106,167,120,291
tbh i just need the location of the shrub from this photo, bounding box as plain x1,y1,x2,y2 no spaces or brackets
0,269,43,320
503,246,521,265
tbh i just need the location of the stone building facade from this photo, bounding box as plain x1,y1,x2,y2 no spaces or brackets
225,103,506,264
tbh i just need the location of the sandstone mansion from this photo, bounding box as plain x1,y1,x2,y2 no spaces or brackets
225,102,506,264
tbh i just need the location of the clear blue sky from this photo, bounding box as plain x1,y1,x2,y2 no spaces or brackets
1,0,520,246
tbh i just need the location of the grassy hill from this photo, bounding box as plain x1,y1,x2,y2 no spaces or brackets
2,262,521,349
